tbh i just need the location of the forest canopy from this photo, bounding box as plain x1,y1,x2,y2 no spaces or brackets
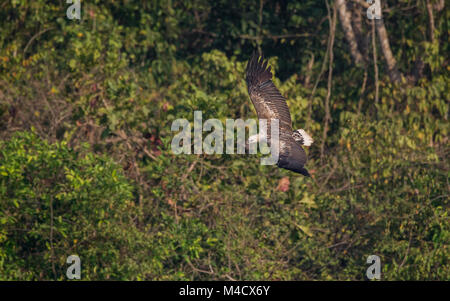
0,0,448,280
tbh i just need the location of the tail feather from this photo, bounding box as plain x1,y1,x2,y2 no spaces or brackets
293,129,314,146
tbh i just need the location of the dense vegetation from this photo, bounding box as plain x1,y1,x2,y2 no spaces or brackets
0,0,448,280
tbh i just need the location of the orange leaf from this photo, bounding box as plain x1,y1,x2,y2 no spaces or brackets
276,177,290,192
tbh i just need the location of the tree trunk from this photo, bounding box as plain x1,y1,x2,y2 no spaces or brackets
352,0,403,83
336,0,364,66
375,18,402,83
351,2,369,60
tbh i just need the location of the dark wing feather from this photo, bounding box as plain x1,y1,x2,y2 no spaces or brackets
277,137,309,176
245,52,292,132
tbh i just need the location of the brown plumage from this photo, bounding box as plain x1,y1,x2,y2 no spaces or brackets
245,52,310,176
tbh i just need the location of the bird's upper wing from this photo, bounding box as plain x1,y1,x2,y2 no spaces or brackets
245,52,293,132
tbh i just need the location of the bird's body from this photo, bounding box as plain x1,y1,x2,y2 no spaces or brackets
245,52,313,176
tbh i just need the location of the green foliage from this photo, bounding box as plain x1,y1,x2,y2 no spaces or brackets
0,131,145,280
0,0,448,280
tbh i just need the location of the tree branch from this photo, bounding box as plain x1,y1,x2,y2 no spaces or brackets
320,0,337,161
372,19,379,103
426,0,435,44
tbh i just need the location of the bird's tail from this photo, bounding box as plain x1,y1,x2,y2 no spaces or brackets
293,129,314,146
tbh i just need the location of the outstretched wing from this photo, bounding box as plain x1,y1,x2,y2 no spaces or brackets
245,52,293,132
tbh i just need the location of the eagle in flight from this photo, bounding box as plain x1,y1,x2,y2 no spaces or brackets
245,52,313,176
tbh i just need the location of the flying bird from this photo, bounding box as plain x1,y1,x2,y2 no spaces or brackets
245,52,313,176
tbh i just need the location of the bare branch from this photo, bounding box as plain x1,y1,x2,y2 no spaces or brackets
372,19,379,103
357,69,368,114
23,27,53,55
426,0,436,44
239,33,311,41
320,0,337,161
257,0,264,55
